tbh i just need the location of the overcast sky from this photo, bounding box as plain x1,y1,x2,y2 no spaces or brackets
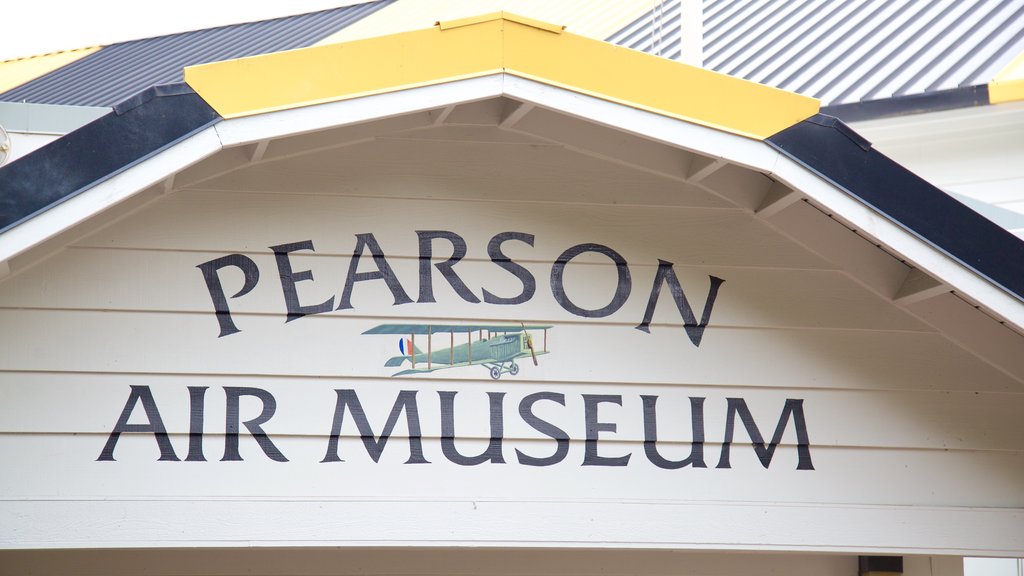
2,1,362,61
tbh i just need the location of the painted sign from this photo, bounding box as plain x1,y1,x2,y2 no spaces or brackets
362,323,551,379
90,229,814,472
195,231,725,344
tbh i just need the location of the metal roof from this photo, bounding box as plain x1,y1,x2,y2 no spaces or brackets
0,1,392,107
607,0,685,61
609,0,1024,107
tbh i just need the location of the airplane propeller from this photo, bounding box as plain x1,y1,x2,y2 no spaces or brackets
522,322,538,366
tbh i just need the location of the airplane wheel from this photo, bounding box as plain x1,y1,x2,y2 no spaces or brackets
490,366,501,380
509,363,519,376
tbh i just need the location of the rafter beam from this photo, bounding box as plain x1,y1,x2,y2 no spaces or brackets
755,181,801,218
429,104,456,126
499,101,534,128
894,268,948,305
766,200,911,297
249,140,270,164
161,174,175,195
686,155,726,183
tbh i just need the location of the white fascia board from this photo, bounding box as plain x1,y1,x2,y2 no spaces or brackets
0,126,223,265
2,499,1022,555
214,74,505,147
501,74,782,174
768,154,1024,330
500,76,1024,329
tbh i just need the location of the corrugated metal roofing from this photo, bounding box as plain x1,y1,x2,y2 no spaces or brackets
0,1,392,107
609,0,1024,106
607,1,684,61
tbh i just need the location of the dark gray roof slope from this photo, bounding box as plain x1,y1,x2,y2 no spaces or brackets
0,1,392,107
609,0,1024,107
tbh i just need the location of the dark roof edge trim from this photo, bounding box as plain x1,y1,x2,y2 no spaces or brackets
821,85,990,123
767,113,1024,304
113,82,199,114
0,86,222,235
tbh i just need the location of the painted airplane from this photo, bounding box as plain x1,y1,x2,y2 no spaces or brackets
363,323,552,379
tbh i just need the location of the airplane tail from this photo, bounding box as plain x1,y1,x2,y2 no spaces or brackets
386,337,425,367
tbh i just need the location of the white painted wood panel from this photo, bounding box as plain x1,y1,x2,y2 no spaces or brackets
70,191,830,270
0,310,1015,391
190,139,732,209
0,247,927,331
1,433,1022,508
3,114,1024,555
2,499,1022,555
2,372,1022,451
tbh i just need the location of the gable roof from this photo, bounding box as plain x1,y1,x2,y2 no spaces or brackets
0,12,1022,335
0,1,393,107
7,1,1024,120
182,11,817,134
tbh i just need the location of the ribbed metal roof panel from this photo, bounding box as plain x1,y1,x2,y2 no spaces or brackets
0,1,392,107
608,0,1024,106
607,1,684,60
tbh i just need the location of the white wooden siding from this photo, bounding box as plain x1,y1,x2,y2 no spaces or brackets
1,121,1023,554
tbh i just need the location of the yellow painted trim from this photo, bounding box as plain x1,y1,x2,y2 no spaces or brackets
186,20,506,119
184,14,818,139
0,47,102,94
989,49,1024,104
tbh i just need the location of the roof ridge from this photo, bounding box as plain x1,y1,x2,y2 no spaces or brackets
1,45,103,66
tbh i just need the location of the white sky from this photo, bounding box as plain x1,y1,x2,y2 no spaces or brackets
2,1,364,61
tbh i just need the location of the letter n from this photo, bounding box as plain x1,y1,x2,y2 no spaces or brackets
635,261,724,347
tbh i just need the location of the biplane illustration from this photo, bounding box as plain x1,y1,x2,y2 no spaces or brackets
363,323,552,379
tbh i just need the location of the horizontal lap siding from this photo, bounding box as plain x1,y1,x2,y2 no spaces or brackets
0,310,1005,391
2,127,1023,542
3,373,1023,452
0,246,924,331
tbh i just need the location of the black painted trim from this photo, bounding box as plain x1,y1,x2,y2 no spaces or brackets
821,85,990,122
0,83,221,234
768,113,1024,302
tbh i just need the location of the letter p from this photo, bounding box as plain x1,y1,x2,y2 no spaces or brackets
197,254,260,337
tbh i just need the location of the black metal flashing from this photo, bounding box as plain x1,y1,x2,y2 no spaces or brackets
768,113,1024,302
0,84,221,234
821,85,990,122
859,556,904,574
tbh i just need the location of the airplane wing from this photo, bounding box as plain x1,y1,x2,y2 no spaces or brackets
364,323,553,335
